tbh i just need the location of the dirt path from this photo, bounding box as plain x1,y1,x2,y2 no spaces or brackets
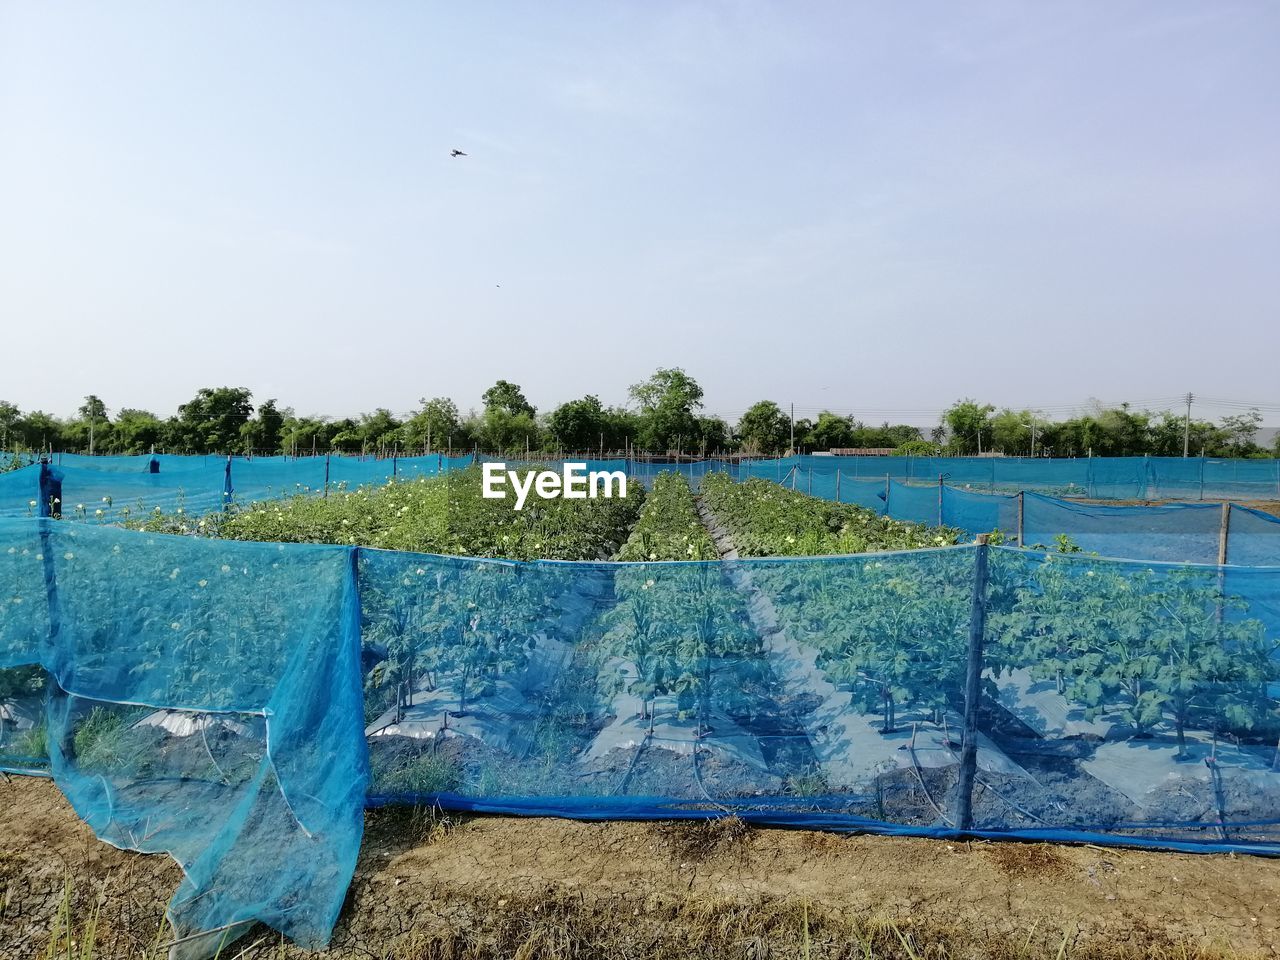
2,776,1278,959
695,494,738,560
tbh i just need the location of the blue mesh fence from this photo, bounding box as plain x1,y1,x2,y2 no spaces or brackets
1020,494,1225,563
943,486,1019,536
5,455,1280,566
3,523,1280,951
0,518,367,951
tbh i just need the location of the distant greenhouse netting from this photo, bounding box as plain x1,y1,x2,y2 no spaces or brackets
4,454,1280,566
3,520,1280,953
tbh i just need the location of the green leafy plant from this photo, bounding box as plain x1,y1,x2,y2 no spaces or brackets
617,472,716,562
700,473,962,558
991,554,1280,756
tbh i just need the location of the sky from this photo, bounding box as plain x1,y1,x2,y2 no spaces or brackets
2,1,1278,429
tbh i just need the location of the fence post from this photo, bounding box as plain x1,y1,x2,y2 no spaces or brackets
884,474,891,515
222,456,233,511
1199,456,1206,501
807,465,812,494
835,468,841,503
324,453,331,499
1218,502,1231,566
1016,491,1025,548
937,474,944,526
38,459,62,519
954,533,990,831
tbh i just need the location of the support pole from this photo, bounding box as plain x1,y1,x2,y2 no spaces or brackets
807,465,812,495
835,468,841,503
954,534,990,831
937,473,944,526
1218,502,1231,567
222,456,233,512
38,459,62,519
1016,491,1025,548
324,453,331,499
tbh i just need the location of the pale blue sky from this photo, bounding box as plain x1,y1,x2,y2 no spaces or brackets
2,2,1277,427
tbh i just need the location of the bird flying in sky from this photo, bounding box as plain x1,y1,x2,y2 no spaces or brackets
450,149,467,157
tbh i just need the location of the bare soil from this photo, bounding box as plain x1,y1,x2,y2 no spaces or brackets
2,776,1279,960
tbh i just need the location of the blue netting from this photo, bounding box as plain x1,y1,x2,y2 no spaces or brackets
0,455,477,520
942,486,1019,536
0,519,368,950
3,521,1280,953
6,456,1280,567
1021,493,1225,563
1228,507,1280,568
888,480,944,527
356,543,1279,852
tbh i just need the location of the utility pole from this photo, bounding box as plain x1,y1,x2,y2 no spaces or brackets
789,403,795,455
1021,419,1039,458
1183,392,1194,458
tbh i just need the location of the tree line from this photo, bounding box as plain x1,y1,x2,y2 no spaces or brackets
1,374,1274,460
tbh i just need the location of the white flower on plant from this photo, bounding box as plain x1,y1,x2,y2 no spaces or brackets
220,564,231,573
169,568,180,579
171,622,182,630
198,579,208,588
63,552,74,560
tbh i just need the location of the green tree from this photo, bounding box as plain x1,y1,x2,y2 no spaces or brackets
239,398,285,455
403,397,461,452
1220,409,1263,456
547,395,606,451
806,411,856,450
942,400,995,454
279,412,335,456
736,401,791,454
629,367,704,453
114,409,164,454
696,415,730,455
78,395,108,422
172,387,255,453
0,401,20,449
481,380,536,419
14,411,63,452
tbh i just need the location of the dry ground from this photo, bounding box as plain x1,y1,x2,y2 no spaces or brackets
2,777,1278,960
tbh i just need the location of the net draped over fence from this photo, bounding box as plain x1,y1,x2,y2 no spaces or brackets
3,520,1280,950
0,519,368,950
